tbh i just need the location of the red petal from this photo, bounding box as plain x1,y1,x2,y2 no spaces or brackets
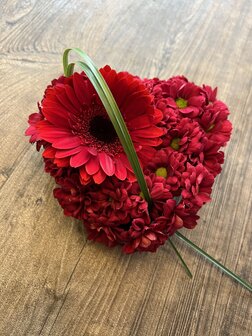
73,73,92,105
137,147,156,163
52,136,82,149
122,96,151,120
179,107,196,114
85,156,100,175
114,159,127,180
87,147,98,155
65,84,82,109
98,152,115,176
127,115,152,129
188,96,205,107
153,108,163,123
54,157,70,167
123,244,135,254
55,88,79,114
119,154,133,171
166,98,177,108
145,232,157,241
80,166,91,185
141,236,151,248
132,126,164,138
93,169,106,184
36,121,72,142
55,146,82,158
131,136,162,146
43,146,56,158
70,148,90,167
42,103,69,128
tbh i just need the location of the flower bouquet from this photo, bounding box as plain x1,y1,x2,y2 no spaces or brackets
25,48,251,291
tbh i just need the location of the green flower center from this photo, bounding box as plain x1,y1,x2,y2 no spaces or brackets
206,124,215,132
170,138,181,150
155,167,168,178
176,97,187,109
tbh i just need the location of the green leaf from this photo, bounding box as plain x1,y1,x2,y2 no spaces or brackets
66,63,75,77
168,238,193,278
63,48,72,76
175,232,252,292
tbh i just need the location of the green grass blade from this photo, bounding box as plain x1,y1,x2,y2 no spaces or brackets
168,238,193,278
63,48,72,76
66,63,75,77
175,232,252,292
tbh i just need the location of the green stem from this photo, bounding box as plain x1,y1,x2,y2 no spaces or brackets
168,238,193,278
175,232,252,292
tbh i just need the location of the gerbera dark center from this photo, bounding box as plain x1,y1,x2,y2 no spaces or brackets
89,116,118,143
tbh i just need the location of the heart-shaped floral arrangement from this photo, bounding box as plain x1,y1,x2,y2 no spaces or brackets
25,49,251,290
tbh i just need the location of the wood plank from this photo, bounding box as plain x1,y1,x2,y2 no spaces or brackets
0,0,251,335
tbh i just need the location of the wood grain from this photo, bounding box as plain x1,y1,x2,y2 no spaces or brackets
0,0,251,335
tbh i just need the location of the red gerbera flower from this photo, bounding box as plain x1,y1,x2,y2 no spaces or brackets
25,103,46,150
27,66,164,185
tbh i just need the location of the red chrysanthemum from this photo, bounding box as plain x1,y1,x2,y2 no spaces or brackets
26,66,164,185
53,172,86,219
145,148,186,192
81,175,177,253
181,163,215,206
173,201,201,229
143,76,206,118
201,142,224,177
163,117,207,159
44,157,69,180
202,84,218,104
198,100,232,147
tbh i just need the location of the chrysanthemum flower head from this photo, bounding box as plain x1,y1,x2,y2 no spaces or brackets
144,76,206,118
198,100,232,146
80,175,177,253
181,163,215,206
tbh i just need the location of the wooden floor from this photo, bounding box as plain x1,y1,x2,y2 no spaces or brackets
0,0,252,335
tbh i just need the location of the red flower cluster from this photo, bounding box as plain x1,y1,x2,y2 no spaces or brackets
26,69,232,253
